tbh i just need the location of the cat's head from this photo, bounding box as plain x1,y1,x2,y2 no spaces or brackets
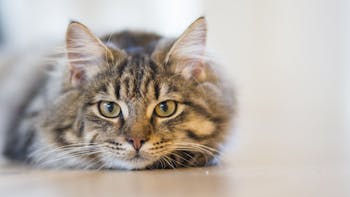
41,17,234,169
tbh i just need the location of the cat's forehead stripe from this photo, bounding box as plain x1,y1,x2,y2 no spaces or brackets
114,81,121,99
116,59,128,77
154,82,160,99
113,56,161,100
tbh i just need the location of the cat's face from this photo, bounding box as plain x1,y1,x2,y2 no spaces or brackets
38,17,233,169
76,55,230,169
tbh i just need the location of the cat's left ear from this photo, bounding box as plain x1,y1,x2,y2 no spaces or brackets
66,21,114,85
165,17,208,81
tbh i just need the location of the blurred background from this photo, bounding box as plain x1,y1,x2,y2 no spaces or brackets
0,0,349,182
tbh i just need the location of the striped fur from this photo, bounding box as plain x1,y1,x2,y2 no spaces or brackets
2,17,235,170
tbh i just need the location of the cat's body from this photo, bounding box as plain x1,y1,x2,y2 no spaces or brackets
1,17,235,170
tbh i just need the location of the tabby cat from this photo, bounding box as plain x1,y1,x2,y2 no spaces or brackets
2,17,235,170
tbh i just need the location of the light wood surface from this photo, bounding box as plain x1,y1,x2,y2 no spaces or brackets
1,143,349,197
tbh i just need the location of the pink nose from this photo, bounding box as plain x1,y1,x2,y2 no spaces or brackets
126,137,147,151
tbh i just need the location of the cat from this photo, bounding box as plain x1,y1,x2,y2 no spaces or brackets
1,17,235,170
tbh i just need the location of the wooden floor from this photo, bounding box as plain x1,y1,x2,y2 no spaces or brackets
0,162,346,197
1,147,349,197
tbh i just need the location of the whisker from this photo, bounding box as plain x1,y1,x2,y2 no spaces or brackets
168,152,192,168
33,143,106,168
36,150,105,168
32,144,104,164
173,142,220,152
171,146,215,157
30,142,101,157
161,156,175,169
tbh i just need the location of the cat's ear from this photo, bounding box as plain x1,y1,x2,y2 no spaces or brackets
66,21,113,85
165,17,208,81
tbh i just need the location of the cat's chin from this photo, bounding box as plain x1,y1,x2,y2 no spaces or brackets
100,155,155,170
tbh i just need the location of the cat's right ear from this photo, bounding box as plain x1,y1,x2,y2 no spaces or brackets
163,17,208,82
66,21,114,86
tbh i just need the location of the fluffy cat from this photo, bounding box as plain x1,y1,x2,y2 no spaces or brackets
2,17,235,170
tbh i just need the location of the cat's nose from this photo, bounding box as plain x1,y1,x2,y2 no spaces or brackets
126,137,147,151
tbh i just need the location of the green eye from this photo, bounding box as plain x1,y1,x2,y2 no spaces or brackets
154,100,177,117
98,101,121,118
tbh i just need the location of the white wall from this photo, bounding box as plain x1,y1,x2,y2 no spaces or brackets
0,0,203,49
203,0,350,161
